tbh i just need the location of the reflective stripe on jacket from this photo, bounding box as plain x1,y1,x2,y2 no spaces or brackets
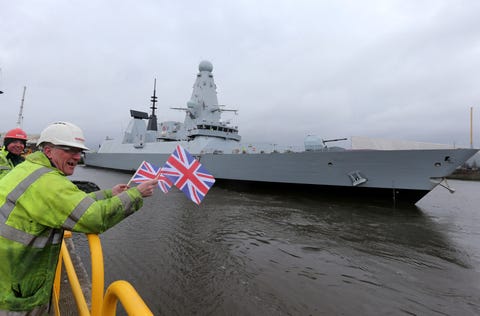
0,151,144,312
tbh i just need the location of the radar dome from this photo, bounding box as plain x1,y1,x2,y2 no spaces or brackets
199,60,213,72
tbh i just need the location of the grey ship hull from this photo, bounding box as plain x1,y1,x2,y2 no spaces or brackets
85,148,478,203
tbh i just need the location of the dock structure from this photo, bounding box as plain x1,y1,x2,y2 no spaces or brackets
57,238,92,315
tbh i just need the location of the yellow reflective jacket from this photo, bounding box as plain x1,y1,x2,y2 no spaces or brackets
0,147,15,179
0,151,144,312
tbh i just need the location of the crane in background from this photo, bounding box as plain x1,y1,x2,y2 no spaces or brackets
17,86,26,128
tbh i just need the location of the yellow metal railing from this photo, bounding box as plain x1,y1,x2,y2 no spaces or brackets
53,232,153,315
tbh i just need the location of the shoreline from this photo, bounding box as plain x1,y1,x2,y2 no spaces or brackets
447,170,480,181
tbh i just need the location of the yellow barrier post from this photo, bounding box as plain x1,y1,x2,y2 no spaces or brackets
87,234,105,316
102,281,154,316
53,245,64,309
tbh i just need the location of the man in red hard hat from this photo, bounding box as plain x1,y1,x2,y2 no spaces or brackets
0,127,28,179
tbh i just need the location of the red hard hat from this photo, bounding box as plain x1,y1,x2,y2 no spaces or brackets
5,128,28,140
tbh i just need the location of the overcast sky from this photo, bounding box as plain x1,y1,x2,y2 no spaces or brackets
1,0,479,150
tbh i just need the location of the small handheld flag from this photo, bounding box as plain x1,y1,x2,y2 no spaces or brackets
128,161,172,193
162,145,215,204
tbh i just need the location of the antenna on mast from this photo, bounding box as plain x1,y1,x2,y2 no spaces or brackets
17,86,27,128
147,79,158,131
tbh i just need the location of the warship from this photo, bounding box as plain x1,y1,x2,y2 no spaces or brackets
84,60,478,203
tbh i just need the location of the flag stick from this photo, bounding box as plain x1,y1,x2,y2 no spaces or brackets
126,161,146,187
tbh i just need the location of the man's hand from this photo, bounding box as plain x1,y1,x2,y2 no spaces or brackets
112,184,129,196
136,179,158,197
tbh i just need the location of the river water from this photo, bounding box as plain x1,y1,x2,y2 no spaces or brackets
70,166,480,315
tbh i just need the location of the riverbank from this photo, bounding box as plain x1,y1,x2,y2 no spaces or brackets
448,170,480,181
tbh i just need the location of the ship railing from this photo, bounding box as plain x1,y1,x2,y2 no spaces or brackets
53,231,153,315
188,128,241,141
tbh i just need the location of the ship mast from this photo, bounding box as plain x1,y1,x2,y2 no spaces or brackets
17,86,27,128
147,79,158,131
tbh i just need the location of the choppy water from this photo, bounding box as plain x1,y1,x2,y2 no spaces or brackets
70,166,480,315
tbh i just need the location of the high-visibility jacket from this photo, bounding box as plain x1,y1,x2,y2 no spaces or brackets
0,151,144,312
0,148,15,180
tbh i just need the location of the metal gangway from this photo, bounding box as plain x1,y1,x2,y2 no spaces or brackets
53,231,153,315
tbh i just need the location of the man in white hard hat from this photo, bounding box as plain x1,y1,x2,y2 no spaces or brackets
0,121,158,315
35,121,89,176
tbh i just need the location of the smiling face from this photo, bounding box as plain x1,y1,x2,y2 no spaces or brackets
6,140,25,156
43,145,83,176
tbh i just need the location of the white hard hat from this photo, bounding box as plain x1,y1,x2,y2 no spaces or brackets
37,121,90,150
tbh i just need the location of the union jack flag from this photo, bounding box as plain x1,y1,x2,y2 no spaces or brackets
162,145,215,204
131,161,172,193
156,168,173,193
